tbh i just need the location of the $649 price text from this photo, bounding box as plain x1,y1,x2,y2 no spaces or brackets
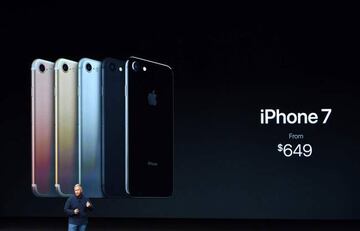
277,144,312,157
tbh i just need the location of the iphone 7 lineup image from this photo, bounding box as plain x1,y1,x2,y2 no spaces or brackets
31,56,174,198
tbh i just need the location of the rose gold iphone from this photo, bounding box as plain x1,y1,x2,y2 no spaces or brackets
31,59,57,197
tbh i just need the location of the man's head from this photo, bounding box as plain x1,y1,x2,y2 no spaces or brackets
74,184,83,197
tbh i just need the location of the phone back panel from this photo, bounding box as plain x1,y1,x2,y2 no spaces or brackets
125,57,174,197
102,58,126,197
31,59,57,197
78,58,103,198
55,59,79,196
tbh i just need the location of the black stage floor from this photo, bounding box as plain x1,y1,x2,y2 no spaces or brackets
1,218,360,230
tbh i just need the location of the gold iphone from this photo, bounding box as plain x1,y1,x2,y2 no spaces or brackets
54,58,79,196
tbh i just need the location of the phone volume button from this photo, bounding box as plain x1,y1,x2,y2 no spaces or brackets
125,85,127,97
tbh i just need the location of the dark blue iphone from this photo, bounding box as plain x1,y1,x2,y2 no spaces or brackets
101,58,127,197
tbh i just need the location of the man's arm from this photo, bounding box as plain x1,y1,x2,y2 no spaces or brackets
64,197,75,216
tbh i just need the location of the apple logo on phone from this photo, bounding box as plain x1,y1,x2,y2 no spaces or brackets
147,90,157,106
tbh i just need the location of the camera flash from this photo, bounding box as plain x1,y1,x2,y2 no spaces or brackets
119,67,123,72
143,66,147,71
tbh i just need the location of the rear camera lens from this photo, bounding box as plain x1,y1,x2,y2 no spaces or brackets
62,64,69,72
86,63,92,72
109,63,116,71
39,64,45,73
132,61,141,72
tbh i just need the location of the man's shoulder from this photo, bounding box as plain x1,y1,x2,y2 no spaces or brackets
81,195,90,201
67,195,76,201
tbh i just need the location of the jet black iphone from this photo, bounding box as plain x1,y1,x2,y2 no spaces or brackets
101,57,127,197
125,57,174,197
